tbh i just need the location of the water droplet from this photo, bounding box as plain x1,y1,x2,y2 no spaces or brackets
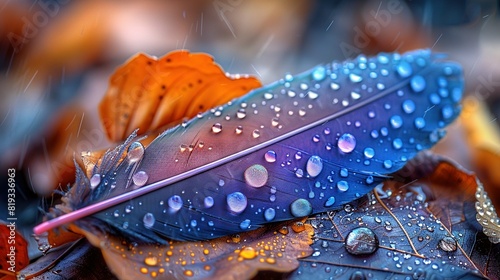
370,130,379,138
264,150,277,163
378,54,389,64
414,117,426,129
340,168,348,177
392,138,403,150
183,270,194,277
244,164,268,188
351,91,361,100
290,198,313,217
338,133,356,153
227,192,247,214
345,227,378,255
236,108,246,119
312,66,326,81
306,155,323,177
144,256,158,266
330,82,340,90
252,129,260,138
441,105,453,119
204,196,214,208
168,195,183,211
438,236,457,252
312,134,320,142
390,115,403,129
383,160,393,169
287,90,296,98
402,100,416,114
132,171,148,187
90,174,101,189
263,92,273,100
143,213,155,229
127,142,145,163
396,61,413,78
190,220,197,227
325,196,336,207
366,176,374,184
350,271,366,280
235,126,243,134
239,247,258,260
410,75,426,92
264,208,276,221
307,91,319,99
337,180,349,192
239,219,251,230
211,123,222,133
271,117,279,127
298,108,306,117
380,127,388,136
363,148,375,159
349,73,363,83
295,168,304,178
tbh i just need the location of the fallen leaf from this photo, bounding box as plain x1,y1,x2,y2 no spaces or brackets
80,219,313,280
0,224,29,280
99,50,262,142
18,238,117,280
290,152,499,279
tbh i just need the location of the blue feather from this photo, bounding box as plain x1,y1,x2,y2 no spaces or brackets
37,49,464,242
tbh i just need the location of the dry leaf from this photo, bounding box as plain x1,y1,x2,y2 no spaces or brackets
99,50,261,142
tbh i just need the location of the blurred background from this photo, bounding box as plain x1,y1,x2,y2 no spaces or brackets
0,0,499,257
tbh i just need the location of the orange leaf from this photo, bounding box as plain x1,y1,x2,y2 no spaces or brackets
99,50,262,142
0,224,29,279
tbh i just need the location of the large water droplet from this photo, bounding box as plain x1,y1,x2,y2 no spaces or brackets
402,100,416,114
338,133,356,153
349,73,363,83
211,123,222,133
312,66,326,81
410,75,426,92
337,180,349,192
345,227,378,255
227,192,248,214
244,164,268,188
127,142,145,163
204,196,214,208
325,196,336,207
240,219,251,230
132,171,148,187
90,174,101,189
390,115,403,129
363,148,375,159
351,91,361,100
290,198,313,217
264,208,276,221
143,213,155,229
239,247,258,260
168,195,183,211
306,155,323,177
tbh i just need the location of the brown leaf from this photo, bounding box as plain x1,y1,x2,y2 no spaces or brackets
99,50,262,142
290,153,499,279
80,219,313,280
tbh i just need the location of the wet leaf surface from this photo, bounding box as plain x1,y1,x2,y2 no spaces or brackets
289,153,500,279
99,50,261,142
81,219,313,280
